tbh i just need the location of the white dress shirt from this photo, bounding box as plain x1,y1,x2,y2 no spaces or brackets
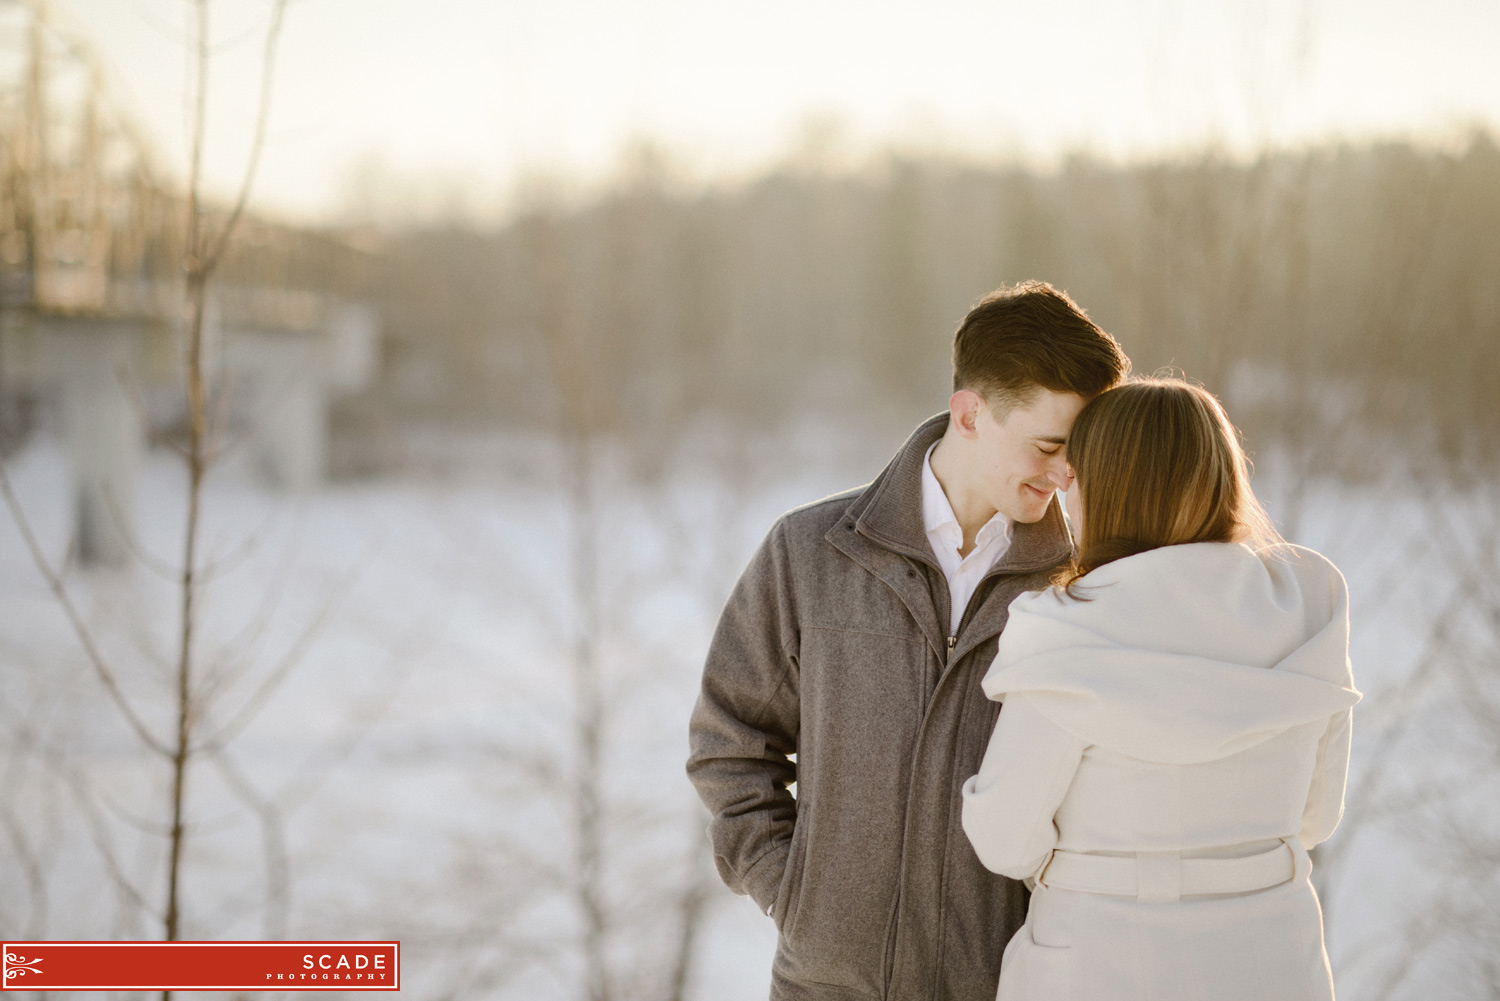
921,441,1014,636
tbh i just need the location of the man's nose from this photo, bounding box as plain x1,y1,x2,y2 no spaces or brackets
1046,462,1074,490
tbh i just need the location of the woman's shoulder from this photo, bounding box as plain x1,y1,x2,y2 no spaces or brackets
1255,540,1339,570
1255,542,1349,616
1003,541,1348,642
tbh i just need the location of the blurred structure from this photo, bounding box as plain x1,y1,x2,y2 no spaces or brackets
0,0,378,564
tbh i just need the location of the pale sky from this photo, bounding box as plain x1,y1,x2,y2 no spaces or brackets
45,0,1500,224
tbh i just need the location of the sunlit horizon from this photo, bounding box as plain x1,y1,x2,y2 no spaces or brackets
45,0,1500,225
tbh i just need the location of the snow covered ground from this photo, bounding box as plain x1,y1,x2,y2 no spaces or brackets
0,419,1495,1000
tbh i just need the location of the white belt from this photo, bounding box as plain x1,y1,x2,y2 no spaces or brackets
1036,841,1297,903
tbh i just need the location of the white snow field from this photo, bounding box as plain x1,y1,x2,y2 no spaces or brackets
0,419,1495,1001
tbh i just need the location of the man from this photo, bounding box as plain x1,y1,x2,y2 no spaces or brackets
687,281,1130,1001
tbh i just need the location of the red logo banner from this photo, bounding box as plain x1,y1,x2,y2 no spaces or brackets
1,942,400,991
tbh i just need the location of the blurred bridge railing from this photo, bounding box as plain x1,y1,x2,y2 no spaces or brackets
0,0,379,564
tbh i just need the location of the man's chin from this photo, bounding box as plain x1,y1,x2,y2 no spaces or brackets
1013,486,1055,523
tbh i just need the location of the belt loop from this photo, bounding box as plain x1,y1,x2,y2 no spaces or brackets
1137,851,1182,903
1035,849,1057,890
1285,837,1310,884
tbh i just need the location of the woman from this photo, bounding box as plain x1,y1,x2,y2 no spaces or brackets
961,378,1360,1001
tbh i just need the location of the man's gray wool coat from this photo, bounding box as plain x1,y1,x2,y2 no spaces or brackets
687,413,1074,1001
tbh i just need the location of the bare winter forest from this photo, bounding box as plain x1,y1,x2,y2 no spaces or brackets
2,12,1499,994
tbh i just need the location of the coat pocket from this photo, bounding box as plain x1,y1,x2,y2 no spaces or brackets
773,801,812,939
998,930,1075,1001
1025,939,1075,998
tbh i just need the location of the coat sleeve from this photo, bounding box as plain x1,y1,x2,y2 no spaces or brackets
961,692,1087,881
1298,706,1353,848
686,520,801,917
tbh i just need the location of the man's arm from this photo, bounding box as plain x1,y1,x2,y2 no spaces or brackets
686,521,801,917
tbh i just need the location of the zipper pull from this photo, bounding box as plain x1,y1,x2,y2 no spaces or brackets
946,635,957,654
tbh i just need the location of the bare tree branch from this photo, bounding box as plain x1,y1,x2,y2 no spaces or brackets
198,0,289,277
0,460,167,756
195,556,363,752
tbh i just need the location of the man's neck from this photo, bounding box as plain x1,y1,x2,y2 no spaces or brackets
928,433,998,558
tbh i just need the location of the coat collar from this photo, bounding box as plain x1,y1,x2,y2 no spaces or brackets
825,412,1075,660
847,413,951,567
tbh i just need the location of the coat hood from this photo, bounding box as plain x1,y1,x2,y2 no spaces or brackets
982,542,1361,764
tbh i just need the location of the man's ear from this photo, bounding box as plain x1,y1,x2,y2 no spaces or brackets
948,389,985,439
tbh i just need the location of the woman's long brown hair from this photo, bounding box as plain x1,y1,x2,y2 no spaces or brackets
1058,377,1284,595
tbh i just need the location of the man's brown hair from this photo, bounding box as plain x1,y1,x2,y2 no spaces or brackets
952,280,1128,411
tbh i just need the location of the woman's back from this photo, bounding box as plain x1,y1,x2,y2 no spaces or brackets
1023,542,1353,855
1055,717,1329,855
962,541,1359,1001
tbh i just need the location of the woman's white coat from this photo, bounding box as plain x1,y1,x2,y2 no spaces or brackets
962,542,1360,1001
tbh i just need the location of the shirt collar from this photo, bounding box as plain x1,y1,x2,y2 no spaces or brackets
921,441,960,537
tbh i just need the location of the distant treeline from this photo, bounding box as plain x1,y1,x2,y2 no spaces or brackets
365,134,1500,466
